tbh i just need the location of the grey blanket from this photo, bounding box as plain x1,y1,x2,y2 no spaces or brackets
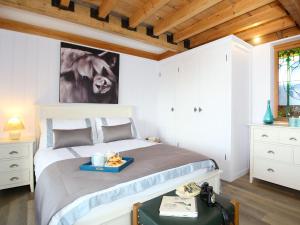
35,144,217,225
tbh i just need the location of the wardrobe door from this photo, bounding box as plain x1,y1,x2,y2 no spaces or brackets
157,61,178,145
191,44,231,168
175,54,200,149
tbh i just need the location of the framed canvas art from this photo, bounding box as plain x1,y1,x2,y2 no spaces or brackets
59,42,120,104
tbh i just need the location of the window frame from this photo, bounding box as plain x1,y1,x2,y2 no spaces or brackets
273,40,300,120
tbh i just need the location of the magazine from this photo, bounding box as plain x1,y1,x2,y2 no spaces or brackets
159,196,198,217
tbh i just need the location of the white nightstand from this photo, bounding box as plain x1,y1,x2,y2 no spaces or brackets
0,137,35,192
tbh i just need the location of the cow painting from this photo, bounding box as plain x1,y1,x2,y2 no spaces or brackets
59,42,119,104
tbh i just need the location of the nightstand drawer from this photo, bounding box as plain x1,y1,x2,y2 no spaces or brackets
0,170,29,186
0,144,29,159
253,158,300,190
0,158,29,172
253,128,279,142
279,130,300,145
253,142,293,163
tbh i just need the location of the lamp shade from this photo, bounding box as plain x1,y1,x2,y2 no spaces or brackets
4,117,25,131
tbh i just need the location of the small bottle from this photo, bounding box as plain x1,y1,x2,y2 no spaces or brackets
263,100,274,125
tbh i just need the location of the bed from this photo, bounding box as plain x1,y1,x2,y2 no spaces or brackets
34,104,222,225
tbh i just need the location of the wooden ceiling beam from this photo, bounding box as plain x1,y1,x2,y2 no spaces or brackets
98,0,118,18
60,0,71,8
0,17,160,60
190,3,286,47
153,0,222,36
0,0,184,52
247,26,300,45
156,50,177,60
235,16,295,41
174,0,276,43
278,0,300,27
129,0,171,28
273,39,300,51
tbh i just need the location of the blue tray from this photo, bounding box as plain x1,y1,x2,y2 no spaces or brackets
80,157,134,173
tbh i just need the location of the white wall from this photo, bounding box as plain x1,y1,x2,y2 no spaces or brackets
0,29,159,138
251,35,300,123
251,43,273,123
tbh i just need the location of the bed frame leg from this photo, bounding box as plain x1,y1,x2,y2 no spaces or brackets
230,199,240,225
132,203,142,225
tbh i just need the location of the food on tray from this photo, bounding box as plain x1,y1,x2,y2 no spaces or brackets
108,154,122,162
106,154,125,167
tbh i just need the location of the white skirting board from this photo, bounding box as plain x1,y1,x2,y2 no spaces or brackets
75,169,221,225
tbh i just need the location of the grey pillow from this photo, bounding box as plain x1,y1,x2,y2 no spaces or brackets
53,127,93,149
102,123,133,143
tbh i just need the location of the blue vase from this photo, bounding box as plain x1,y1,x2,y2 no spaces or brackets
263,100,274,124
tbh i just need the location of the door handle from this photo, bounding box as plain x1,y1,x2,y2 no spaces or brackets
9,151,18,155
261,134,268,138
198,107,202,112
289,137,297,141
171,107,174,112
267,150,275,154
10,177,19,181
194,107,197,112
9,164,19,168
267,168,274,173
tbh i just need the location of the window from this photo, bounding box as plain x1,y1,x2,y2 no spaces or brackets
274,40,300,119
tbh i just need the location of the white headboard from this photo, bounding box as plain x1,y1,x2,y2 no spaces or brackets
36,104,133,120
35,104,133,140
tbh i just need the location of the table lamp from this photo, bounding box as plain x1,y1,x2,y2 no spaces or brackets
4,117,25,140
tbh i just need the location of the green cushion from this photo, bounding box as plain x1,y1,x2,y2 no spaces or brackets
138,191,234,225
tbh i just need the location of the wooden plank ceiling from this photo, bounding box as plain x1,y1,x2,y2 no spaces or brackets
0,0,300,60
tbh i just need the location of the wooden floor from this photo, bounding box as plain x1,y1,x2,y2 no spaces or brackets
1,175,300,225
222,176,300,225
0,185,34,225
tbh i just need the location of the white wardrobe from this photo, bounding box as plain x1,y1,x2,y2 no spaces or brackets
156,35,252,181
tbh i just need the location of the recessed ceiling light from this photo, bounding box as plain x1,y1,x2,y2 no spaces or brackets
253,36,261,44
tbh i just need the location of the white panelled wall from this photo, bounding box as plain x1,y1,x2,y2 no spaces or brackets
0,29,159,138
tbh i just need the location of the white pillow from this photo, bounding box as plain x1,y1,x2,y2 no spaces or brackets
39,118,97,149
95,117,140,143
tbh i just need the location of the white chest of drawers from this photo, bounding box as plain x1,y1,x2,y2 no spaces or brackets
0,138,35,192
250,125,300,190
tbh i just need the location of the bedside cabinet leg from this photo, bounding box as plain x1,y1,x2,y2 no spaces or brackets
132,203,141,225
230,199,239,225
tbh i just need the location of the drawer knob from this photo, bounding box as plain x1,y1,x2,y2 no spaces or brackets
9,151,19,155
267,168,275,173
267,150,275,154
10,177,19,181
289,137,297,141
9,164,19,168
261,134,269,138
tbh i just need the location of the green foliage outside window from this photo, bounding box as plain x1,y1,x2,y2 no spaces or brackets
278,47,300,118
